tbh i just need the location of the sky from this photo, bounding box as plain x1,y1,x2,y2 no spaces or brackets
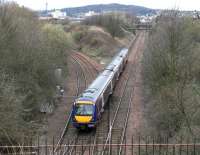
8,0,200,11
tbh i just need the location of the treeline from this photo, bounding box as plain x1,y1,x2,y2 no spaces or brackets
83,12,138,37
143,11,200,139
0,3,68,144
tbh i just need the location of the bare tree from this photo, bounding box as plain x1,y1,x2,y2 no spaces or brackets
143,10,200,138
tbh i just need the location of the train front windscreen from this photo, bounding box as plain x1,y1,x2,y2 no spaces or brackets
74,104,94,116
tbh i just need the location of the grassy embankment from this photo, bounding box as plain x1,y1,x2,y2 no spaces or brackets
64,12,137,64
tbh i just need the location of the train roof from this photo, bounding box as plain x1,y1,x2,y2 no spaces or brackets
77,69,113,102
76,48,128,103
119,48,129,57
105,48,128,72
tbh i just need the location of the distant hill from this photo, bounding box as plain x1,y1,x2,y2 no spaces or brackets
46,3,156,17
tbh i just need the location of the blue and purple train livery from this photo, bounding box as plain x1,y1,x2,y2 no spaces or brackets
71,48,129,129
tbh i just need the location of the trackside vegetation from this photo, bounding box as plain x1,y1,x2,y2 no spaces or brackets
0,3,69,144
83,12,138,38
143,10,200,139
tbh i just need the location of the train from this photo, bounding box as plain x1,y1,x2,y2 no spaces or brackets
71,48,129,129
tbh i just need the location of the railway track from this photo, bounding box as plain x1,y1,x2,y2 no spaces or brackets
73,33,144,155
72,53,98,82
55,53,99,154
73,52,102,73
97,33,144,155
54,56,89,151
54,32,145,155
71,56,88,90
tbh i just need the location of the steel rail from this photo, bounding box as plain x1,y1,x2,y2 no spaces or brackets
74,52,101,74
54,32,140,154
54,56,87,152
101,32,142,155
118,32,145,155
69,131,96,155
71,55,87,90
62,134,79,155
100,57,133,155
72,53,97,81
68,134,79,155
118,89,134,155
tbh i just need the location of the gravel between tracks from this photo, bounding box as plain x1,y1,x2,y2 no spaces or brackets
46,32,147,155
125,32,147,155
46,53,101,143
99,32,147,155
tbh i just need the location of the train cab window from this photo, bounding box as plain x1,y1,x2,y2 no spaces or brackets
84,88,97,94
75,104,94,116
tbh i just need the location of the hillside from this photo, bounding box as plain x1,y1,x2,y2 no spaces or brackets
44,3,156,17
64,23,133,64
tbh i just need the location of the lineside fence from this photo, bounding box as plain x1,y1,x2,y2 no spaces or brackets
0,136,200,155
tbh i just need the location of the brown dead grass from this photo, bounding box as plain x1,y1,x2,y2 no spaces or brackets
66,24,134,62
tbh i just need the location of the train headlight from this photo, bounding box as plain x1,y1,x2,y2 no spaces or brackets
72,116,77,122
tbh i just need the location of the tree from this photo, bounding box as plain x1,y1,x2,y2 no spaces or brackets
0,3,69,144
143,10,200,138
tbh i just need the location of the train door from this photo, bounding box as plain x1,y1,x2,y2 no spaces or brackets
103,85,110,103
120,62,123,73
110,81,113,95
117,67,120,80
101,94,105,112
95,101,101,120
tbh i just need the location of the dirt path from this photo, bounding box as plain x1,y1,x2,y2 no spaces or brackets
126,32,146,143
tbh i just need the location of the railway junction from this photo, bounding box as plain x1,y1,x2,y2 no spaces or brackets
46,31,147,155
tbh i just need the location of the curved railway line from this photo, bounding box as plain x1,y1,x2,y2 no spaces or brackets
54,57,87,151
73,52,102,73
55,53,100,153
55,32,145,155
72,54,97,82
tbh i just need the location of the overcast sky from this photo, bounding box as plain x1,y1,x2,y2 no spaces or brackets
9,0,200,11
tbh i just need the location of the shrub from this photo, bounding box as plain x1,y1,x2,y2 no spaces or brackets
83,13,130,38
143,11,200,138
0,3,68,144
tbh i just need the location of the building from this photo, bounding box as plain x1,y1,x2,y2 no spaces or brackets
49,10,67,19
84,11,99,17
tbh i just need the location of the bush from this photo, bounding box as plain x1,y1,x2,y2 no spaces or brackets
143,11,200,138
72,30,87,42
0,3,68,144
83,13,134,38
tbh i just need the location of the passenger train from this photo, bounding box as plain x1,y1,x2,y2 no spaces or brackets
71,48,129,129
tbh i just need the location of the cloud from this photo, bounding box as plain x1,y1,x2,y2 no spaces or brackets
10,0,200,11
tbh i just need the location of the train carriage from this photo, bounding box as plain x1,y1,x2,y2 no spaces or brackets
71,48,128,129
